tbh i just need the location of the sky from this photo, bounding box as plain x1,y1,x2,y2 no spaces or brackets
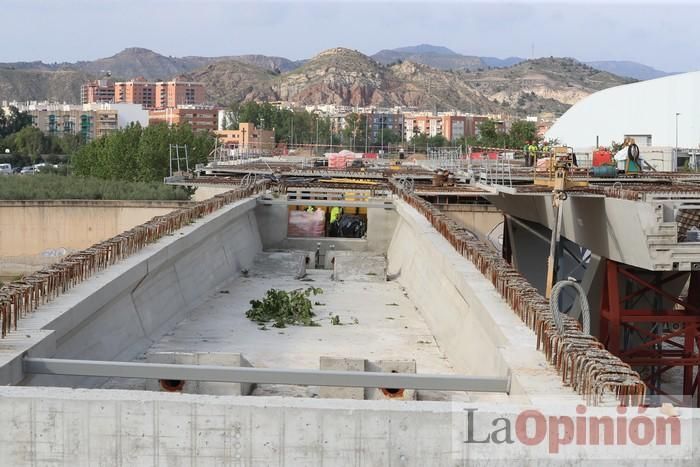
2,0,698,72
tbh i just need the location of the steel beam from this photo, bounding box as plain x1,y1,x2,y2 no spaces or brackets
23,358,510,393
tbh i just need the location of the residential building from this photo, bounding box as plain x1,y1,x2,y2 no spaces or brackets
441,115,467,142
81,80,115,104
216,123,276,150
365,111,403,142
3,101,149,142
111,78,205,109
148,106,219,132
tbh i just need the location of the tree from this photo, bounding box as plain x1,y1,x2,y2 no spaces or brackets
342,113,367,152
427,134,448,148
0,106,32,138
508,120,537,148
476,120,500,147
13,126,45,159
72,123,215,182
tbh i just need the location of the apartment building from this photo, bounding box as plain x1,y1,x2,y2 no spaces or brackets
366,112,403,142
89,78,206,109
404,113,471,142
216,122,276,150
148,106,218,132
80,80,115,105
5,102,149,142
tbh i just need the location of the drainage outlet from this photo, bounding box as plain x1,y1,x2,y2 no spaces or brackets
159,379,186,392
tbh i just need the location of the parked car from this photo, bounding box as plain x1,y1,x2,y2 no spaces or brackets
0,163,11,175
20,166,36,175
12,166,22,174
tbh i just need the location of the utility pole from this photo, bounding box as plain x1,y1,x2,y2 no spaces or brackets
365,114,369,153
353,116,357,151
315,117,319,153
380,115,384,154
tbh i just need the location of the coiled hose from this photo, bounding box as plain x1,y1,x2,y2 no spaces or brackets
551,280,591,335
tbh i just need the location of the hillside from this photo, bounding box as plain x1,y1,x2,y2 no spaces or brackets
0,47,634,116
457,57,635,115
584,60,672,80
180,60,278,104
0,68,93,103
373,45,484,71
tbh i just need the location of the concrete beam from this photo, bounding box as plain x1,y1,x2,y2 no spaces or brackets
23,358,510,393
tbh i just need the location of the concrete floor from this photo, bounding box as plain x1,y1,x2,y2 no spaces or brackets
105,251,471,401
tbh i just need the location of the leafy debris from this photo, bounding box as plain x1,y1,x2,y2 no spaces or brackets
246,287,323,328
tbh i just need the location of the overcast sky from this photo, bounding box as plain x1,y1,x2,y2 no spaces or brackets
2,0,698,72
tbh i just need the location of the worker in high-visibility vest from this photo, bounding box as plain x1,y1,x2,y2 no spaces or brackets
330,206,343,236
527,142,538,167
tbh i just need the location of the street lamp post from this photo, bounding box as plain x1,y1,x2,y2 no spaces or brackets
675,112,681,160
315,117,319,153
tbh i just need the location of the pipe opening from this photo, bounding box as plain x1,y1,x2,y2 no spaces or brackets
380,370,405,398
159,379,185,392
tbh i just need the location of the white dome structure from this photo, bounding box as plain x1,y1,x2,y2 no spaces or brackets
546,71,700,149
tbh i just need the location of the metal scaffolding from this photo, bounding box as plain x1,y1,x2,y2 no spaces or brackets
600,261,700,406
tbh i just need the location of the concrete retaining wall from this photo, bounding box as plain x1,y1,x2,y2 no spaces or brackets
18,198,262,388
0,200,189,257
255,201,397,253
387,199,576,403
437,204,503,241
0,386,695,466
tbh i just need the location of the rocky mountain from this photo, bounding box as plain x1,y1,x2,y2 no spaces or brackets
372,45,485,71
191,49,631,116
0,47,634,116
459,57,635,115
372,45,675,82
584,60,672,81
180,60,278,104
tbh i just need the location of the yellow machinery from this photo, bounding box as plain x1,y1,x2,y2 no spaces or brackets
533,146,588,190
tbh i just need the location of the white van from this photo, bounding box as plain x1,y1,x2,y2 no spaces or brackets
0,163,12,175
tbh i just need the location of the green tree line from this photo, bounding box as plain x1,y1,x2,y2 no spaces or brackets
72,123,215,182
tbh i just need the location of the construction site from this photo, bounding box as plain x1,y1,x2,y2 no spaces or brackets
0,146,699,464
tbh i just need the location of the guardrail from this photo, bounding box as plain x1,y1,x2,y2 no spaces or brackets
23,358,511,393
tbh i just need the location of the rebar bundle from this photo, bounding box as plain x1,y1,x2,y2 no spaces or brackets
0,181,269,339
389,179,646,406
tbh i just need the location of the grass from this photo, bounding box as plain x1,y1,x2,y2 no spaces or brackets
0,174,191,200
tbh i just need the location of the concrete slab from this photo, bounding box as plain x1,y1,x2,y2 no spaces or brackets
126,251,469,401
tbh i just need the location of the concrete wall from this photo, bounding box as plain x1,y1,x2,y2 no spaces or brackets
18,198,262,388
0,200,189,257
0,386,695,466
387,199,576,403
255,200,397,253
436,204,503,241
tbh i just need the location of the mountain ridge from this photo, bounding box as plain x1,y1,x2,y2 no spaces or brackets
0,46,635,116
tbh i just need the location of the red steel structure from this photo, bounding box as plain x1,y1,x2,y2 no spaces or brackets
600,260,700,406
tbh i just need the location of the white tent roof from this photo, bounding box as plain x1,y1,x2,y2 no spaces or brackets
546,71,700,149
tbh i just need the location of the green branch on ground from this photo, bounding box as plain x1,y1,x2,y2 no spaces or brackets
246,287,323,328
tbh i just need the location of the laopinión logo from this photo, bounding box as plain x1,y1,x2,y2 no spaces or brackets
451,404,687,459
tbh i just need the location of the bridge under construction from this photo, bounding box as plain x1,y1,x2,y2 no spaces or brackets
0,151,698,464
